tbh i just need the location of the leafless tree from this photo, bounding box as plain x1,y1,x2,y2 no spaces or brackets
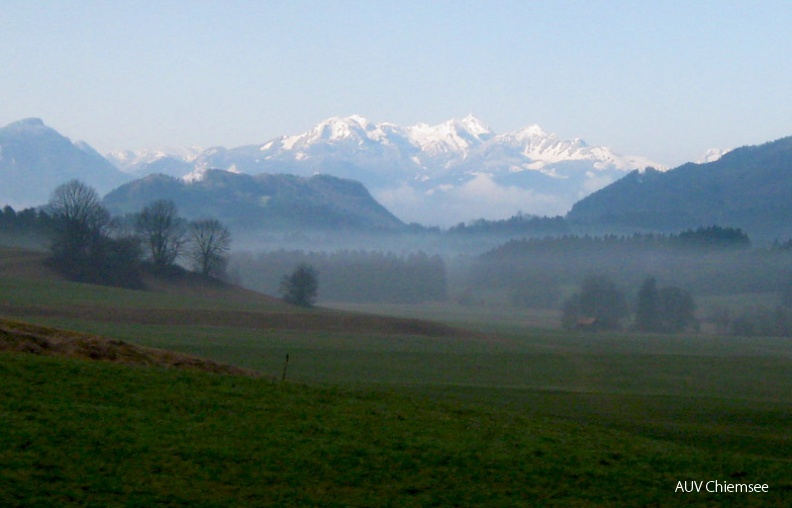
47,179,111,260
187,218,231,277
46,180,141,287
135,200,186,267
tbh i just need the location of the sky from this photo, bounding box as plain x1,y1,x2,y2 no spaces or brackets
2,0,792,168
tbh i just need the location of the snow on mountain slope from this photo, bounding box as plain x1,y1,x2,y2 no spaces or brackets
106,146,204,176
697,147,730,163
406,115,493,160
108,115,663,225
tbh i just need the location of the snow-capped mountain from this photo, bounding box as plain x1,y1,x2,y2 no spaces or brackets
106,146,204,177
247,114,656,176
110,115,663,225
697,147,730,164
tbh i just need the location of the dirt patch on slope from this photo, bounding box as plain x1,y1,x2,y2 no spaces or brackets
0,318,265,377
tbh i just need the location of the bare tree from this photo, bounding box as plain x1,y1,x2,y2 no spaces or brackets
135,200,186,267
46,180,141,287
48,180,107,224
187,219,231,277
47,180,111,262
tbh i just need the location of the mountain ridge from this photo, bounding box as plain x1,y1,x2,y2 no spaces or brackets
109,115,663,225
566,136,792,241
0,118,131,208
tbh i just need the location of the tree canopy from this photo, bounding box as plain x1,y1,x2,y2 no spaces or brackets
280,264,319,307
634,276,698,333
562,274,628,330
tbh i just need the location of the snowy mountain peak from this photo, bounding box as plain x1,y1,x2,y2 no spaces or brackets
405,116,494,156
457,114,493,138
110,114,665,225
512,124,548,138
697,147,730,163
106,146,204,174
273,114,381,152
314,115,371,139
345,114,370,127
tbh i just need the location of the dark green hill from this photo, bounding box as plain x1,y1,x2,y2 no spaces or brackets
566,136,792,241
103,170,405,232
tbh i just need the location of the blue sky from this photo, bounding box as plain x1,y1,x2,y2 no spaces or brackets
2,0,791,167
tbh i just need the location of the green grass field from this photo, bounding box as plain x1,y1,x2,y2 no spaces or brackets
1,246,791,506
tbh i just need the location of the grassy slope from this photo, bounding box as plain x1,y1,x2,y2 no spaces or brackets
1,352,790,507
2,246,792,505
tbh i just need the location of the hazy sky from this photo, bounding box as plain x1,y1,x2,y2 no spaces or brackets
3,0,791,167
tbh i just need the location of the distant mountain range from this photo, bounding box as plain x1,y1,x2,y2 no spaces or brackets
11,116,792,242
106,115,662,225
567,136,792,242
103,170,403,233
0,118,130,208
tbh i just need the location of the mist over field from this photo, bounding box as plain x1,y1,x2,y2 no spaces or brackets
3,138,792,506
4,2,792,504
222,223,792,337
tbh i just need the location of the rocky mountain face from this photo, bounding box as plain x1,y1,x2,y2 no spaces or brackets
0,119,130,208
111,115,661,225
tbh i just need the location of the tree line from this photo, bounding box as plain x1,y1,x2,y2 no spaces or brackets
561,274,698,333
702,275,792,338
9,180,233,288
465,225,792,309
559,272,792,337
482,226,752,258
447,213,569,237
0,205,54,246
233,249,447,304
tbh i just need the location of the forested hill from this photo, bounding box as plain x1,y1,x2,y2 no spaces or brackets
103,170,405,233
566,136,792,242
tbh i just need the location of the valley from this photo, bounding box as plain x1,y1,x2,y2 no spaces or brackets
5,3,792,505
1,246,790,506
2,113,792,507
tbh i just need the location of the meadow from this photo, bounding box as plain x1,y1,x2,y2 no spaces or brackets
1,246,790,506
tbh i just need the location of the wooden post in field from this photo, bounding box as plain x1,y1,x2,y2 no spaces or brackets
281,353,290,382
